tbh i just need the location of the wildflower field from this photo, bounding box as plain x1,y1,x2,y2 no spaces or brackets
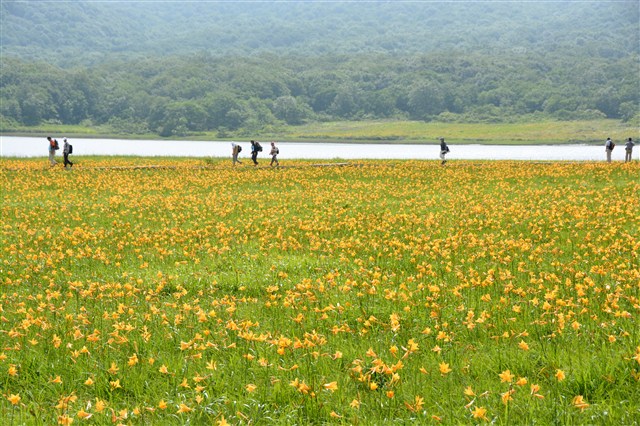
1,158,639,425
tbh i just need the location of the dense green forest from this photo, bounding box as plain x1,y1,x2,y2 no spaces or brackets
1,1,638,137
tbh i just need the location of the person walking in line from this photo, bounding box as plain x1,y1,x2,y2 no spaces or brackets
231,142,243,165
624,137,634,163
439,137,450,165
605,137,615,162
47,136,58,166
250,140,262,166
62,138,73,168
269,141,279,167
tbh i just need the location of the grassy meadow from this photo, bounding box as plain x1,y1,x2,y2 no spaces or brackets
1,157,639,425
4,118,638,144
273,119,638,144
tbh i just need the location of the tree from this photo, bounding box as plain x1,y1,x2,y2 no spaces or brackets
272,96,311,125
407,82,445,120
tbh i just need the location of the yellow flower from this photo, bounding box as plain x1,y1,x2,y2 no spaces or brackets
159,364,169,374
572,395,589,411
95,399,107,413
55,393,77,410
350,399,361,409
555,369,566,381
404,395,425,412
158,400,168,410
501,389,515,405
8,365,18,377
406,338,419,353
84,377,94,386
107,362,119,375
176,403,192,414
76,409,92,419
323,381,338,392
245,384,257,393
518,340,530,351
499,370,514,383
439,362,452,375
464,386,475,397
217,416,229,426
471,406,488,421
7,393,21,405
50,375,63,384
515,377,528,386
128,353,139,366
57,414,73,425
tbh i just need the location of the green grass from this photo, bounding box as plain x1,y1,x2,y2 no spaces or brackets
272,119,638,144
3,118,638,144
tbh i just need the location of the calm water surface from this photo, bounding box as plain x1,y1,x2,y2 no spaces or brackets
0,136,625,161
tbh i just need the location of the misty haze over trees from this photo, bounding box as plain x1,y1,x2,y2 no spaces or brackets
1,1,638,137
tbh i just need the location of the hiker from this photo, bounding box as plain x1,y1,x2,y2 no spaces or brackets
269,142,279,167
250,140,262,165
605,137,615,162
231,142,243,165
624,137,634,163
47,136,59,166
62,138,73,168
439,137,450,165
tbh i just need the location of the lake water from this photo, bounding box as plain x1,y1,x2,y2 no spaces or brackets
0,136,624,161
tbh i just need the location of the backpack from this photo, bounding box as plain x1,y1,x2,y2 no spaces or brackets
68,144,73,154
610,142,615,150
256,142,263,152
276,148,279,154
237,145,242,153
54,139,60,150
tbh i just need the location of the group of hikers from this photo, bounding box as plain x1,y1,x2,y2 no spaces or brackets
605,137,635,163
46,135,635,167
231,140,280,167
46,136,73,168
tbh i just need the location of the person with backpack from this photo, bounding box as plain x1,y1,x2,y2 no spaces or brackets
269,141,280,167
250,140,262,166
624,137,634,163
63,138,74,168
47,136,59,166
231,142,243,165
439,137,450,165
605,137,615,162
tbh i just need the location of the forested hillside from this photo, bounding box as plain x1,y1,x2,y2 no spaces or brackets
1,1,638,137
